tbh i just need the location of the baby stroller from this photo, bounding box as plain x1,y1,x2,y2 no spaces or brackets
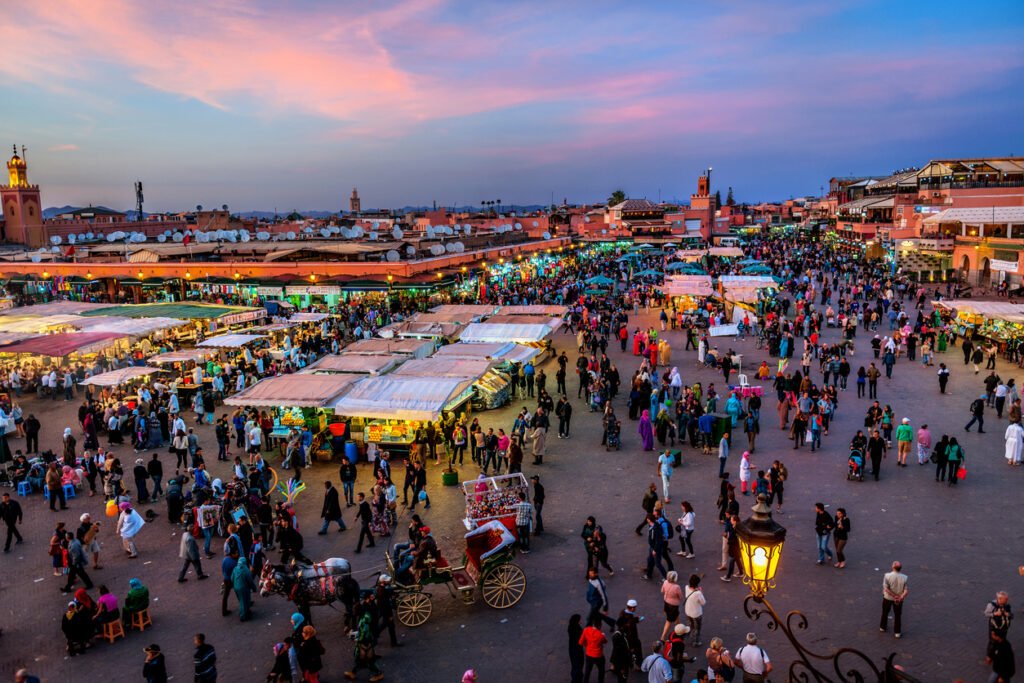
605,421,622,451
847,450,865,481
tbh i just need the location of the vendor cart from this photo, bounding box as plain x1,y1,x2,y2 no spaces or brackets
384,519,527,627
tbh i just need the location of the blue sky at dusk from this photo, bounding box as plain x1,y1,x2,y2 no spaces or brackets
1,0,1022,212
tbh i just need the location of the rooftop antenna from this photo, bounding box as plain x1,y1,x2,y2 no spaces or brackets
135,181,144,221
21,145,27,162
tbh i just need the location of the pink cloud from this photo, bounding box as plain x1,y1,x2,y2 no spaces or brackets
48,144,79,152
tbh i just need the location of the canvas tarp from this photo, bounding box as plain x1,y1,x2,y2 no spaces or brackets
343,338,435,358
148,349,213,364
494,305,569,316
0,331,125,357
0,301,109,317
0,314,84,333
934,299,1024,323
332,376,474,421
661,275,714,297
432,342,542,364
81,303,262,320
429,304,497,316
458,322,552,344
290,312,331,323
485,315,564,330
73,316,187,336
225,373,363,407
377,320,463,339
301,354,402,375
197,333,267,348
81,366,164,386
392,357,494,381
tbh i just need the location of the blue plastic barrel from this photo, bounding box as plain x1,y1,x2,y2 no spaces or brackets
344,441,359,464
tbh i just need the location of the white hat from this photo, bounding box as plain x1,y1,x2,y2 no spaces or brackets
901,418,909,423
674,623,691,635
626,599,638,608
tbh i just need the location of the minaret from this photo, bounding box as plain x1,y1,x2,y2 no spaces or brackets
1,144,44,246
349,188,361,214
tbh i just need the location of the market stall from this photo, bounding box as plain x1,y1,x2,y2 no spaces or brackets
660,275,715,311
933,299,1024,349
485,314,564,331
301,353,403,376
719,275,779,304
462,472,530,531
457,322,553,345
494,305,568,317
333,375,475,455
343,338,435,359
432,342,542,364
392,357,504,407
0,331,127,358
197,333,268,348
429,304,497,317
80,366,165,387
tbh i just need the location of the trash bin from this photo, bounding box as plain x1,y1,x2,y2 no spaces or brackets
344,441,359,464
710,413,733,444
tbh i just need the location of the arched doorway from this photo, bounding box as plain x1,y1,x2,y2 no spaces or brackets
980,257,991,286
959,255,971,283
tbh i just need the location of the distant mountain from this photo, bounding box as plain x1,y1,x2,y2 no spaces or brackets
44,205,121,218
44,204,553,221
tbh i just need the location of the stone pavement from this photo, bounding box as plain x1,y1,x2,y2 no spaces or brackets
1,304,1019,682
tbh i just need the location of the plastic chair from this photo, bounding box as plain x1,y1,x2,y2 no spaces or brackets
16,481,31,497
129,607,153,631
738,374,750,388
100,619,125,643
63,483,77,500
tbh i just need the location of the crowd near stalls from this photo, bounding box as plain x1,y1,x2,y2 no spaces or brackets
5,228,1007,683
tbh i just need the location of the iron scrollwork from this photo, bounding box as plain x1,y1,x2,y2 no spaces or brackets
742,595,921,683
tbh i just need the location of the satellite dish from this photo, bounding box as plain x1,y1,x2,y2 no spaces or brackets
542,231,551,239
226,233,237,243
386,250,399,262
372,221,380,229
368,231,378,241
240,232,250,242
31,254,40,263
86,232,94,240
286,231,296,240
172,233,184,243
50,235,62,245
514,223,522,230
532,221,539,228
320,228,331,238
107,234,117,243
464,225,472,235
391,227,403,240
51,246,61,253
67,234,76,244
303,227,313,234
405,246,416,256
163,230,172,236
601,229,608,235
445,242,457,253
430,244,444,256
584,216,590,223
157,234,167,242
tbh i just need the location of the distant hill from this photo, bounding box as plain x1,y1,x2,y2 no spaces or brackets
44,205,121,218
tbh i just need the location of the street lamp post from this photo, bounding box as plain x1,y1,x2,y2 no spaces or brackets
735,495,920,683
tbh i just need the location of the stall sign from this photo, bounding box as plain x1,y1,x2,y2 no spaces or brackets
286,286,341,296
219,309,266,325
991,259,1018,272
255,286,284,296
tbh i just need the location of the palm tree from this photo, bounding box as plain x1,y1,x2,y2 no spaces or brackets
196,204,203,212
608,189,626,206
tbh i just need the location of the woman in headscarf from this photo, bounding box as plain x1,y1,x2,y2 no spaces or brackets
116,502,145,559
124,577,150,620
61,600,93,656
669,367,682,401
638,410,655,451
82,411,99,451
725,391,743,427
659,339,671,367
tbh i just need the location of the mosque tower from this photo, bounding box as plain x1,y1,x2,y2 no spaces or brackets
1,145,44,245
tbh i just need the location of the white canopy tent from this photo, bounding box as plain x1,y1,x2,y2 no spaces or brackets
301,354,402,375
197,333,268,348
661,275,714,297
343,338,435,358
432,342,542,364
290,312,331,323
81,366,165,386
332,376,474,421
934,299,1024,323
458,322,552,344
392,357,494,381
148,349,213,364
74,316,187,337
225,373,362,408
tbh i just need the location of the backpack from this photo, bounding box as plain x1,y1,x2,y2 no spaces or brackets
659,517,673,540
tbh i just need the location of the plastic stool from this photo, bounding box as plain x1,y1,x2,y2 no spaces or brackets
63,483,76,500
16,481,31,496
130,608,152,631
101,619,125,643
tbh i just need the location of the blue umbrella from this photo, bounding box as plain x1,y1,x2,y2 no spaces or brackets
585,275,616,286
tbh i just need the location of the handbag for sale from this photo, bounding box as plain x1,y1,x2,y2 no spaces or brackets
957,465,967,480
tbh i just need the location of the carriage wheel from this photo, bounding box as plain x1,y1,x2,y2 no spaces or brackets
396,591,432,627
481,563,527,609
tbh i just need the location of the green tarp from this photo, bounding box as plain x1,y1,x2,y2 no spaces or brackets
81,303,253,319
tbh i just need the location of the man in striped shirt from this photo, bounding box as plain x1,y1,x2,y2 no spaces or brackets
514,492,533,553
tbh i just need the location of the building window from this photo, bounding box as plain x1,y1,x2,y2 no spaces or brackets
27,206,34,217
896,206,903,215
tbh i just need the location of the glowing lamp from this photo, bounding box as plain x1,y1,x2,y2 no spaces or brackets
387,274,394,282
735,495,786,599
86,272,93,280
436,272,443,279
137,271,145,280
42,271,50,279
309,274,317,282
460,266,467,273
185,271,192,279
499,258,505,264
233,272,241,280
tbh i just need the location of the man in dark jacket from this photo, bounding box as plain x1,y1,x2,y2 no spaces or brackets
23,414,40,454
318,481,346,534
355,492,375,553
339,460,357,507
1,492,23,552
556,396,573,438
193,633,217,683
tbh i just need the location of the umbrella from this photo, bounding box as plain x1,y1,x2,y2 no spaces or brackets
737,258,762,265
741,265,774,275
585,275,616,286
615,255,639,262
666,262,706,273
583,289,608,296
635,269,663,277
630,243,655,251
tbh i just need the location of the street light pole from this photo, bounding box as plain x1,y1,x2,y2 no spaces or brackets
735,496,921,683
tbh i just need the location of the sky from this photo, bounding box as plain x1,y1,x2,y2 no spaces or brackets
1,0,1023,212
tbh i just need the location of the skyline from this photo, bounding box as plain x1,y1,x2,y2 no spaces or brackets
2,0,1023,212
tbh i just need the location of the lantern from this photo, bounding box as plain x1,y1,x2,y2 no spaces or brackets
735,494,786,598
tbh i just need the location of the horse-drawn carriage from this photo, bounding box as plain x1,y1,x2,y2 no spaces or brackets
385,519,527,627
